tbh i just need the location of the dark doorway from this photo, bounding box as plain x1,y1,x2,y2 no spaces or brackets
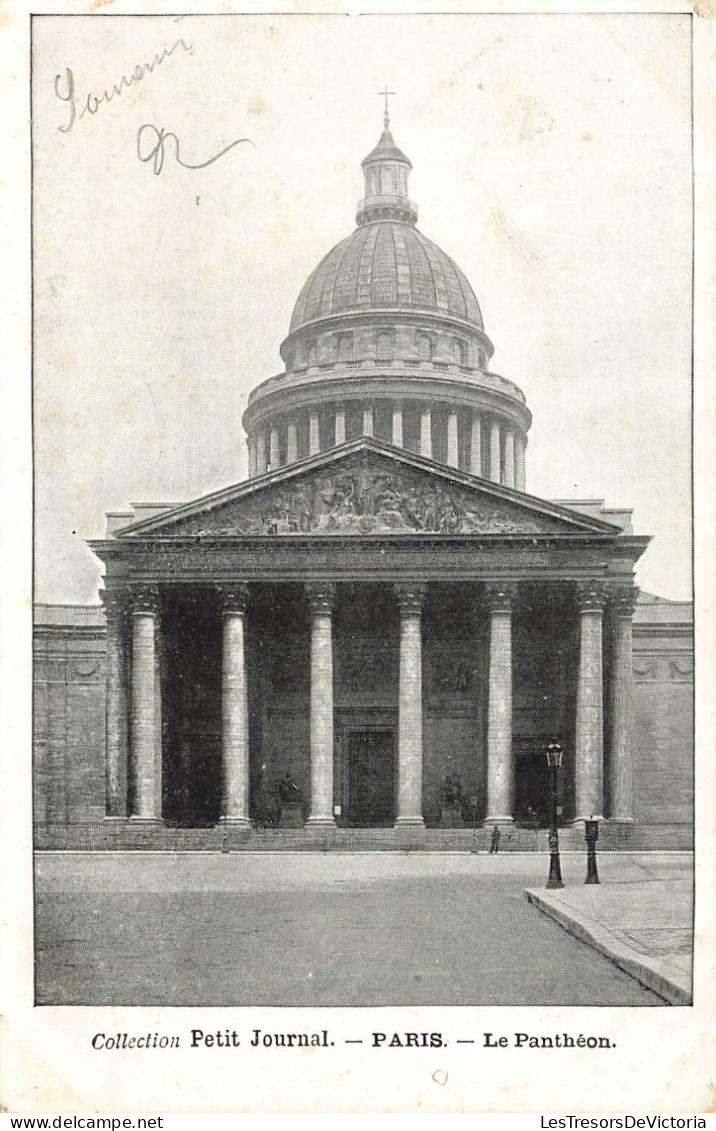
348,730,395,826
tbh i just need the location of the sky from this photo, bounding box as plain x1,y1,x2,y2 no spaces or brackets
32,12,692,603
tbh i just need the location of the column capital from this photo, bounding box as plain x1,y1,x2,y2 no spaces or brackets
576,580,609,613
306,582,336,614
484,582,518,614
394,583,426,615
217,584,250,614
609,584,640,618
100,588,127,621
131,585,160,615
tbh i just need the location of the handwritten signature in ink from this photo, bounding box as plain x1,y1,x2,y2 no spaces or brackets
136,124,255,175
54,39,193,134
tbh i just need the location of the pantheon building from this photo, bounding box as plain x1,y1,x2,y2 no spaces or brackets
33,116,693,850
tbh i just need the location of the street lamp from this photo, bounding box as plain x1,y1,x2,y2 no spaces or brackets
545,740,564,889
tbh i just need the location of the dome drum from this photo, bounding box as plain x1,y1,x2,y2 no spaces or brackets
245,364,528,419
246,402,527,490
243,376,529,490
280,315,493,373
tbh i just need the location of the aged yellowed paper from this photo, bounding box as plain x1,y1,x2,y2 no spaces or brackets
1,0,714,1114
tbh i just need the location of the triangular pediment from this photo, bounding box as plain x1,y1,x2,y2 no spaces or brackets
116,440,621,539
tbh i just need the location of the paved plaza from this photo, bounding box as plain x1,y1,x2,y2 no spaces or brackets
34,851,690,1007
527,854,692,1004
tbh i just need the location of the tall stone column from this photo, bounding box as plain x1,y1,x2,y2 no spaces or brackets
447,412,459,467
247,437,256,479
130,585,161,821
286,421,298,464
219,585,251,826
609,585,638,822
470,412,482,476
269,425,280,470
309,412,320,456
362,404,374,437
420,408,432,459
306,583,336,826
489,420,501,483
334,406,346,446
102,590,128,817
485,583,517,824
154,622,163,811
392,402,404,448
394,584,426,826
574,582,607,823
515,437,526,492
256,429,268,475
504,430,516,488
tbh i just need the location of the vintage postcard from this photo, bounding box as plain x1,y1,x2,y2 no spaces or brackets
0,0,714,1114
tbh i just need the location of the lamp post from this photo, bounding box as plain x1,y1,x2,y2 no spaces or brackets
545,740,564,889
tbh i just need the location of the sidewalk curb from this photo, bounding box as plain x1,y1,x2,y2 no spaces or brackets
525,889,692,1006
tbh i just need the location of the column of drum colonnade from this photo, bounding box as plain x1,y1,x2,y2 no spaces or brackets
102,578,638,826
247,407,527,491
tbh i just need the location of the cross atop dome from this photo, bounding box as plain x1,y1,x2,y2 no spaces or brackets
378,85,396,130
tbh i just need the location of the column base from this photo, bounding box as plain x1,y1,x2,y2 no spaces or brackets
572,815,605,827
129,815,164,824
306,816,336,827
394,816,425,828
608,816,635,824
220,816,252,828
103,815,128,822
485,815,514,825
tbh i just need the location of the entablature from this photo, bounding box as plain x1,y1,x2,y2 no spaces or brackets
92,534,650,587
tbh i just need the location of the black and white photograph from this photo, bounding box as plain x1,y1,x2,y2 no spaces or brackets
2,2,713,1115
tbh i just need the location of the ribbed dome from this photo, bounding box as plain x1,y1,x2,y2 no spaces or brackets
289,222,484,333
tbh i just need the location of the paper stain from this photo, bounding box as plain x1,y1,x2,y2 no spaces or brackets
691,0,716,16
249,94,267,116
487,200,548,293
90,0,116,9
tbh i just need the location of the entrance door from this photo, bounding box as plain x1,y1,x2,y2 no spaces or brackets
348,730,395,826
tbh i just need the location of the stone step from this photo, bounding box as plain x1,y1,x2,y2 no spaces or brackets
35,822,693,853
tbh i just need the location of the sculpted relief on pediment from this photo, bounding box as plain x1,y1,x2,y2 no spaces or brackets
177,464,545,537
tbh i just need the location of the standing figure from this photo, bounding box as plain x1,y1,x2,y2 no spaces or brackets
489,825,501,854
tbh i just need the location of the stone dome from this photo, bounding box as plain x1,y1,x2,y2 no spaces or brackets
288,223,484,334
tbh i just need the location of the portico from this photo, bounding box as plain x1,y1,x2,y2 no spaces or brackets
93,439,646,837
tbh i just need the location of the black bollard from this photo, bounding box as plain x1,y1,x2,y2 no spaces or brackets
547,827,564,889
546,746,564,889
584,818,600,884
